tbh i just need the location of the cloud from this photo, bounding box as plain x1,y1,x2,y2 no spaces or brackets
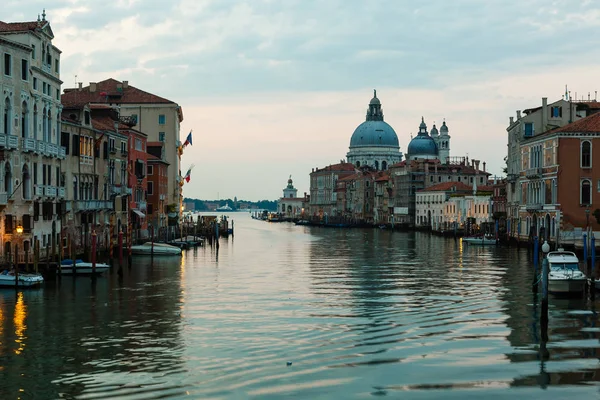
5,0,600,200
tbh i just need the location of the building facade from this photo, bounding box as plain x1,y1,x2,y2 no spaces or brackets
309,162,356,217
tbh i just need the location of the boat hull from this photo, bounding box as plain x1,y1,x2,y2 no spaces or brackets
548,278,586,294
462,238,497,245
59,263,110,275
0,274,44,287
130,243,182,255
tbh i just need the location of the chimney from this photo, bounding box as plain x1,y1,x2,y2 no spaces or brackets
474,160,480,172
123,80,129,89
542,97,548,130
90,82,97,92
509,116,514,125
516,110,521,119
483,161,486,172
78,82,82,91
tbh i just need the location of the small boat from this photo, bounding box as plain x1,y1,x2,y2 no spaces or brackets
60,259,110,275
547,249,586,294
462,235,497,245
216,205,233,212
130,242,182,255
0,270,44,287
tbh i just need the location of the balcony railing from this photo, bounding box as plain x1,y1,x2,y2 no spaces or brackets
7,135,18,149
44,186,57,197
34,185,43,197
38,141,46,154
0,134,6,148
159,194,166,201
506,173,518,182
138,201,147,211
59,147,66,159
47,143,58,157
0,193,7,206
73,200,113,212
525,167,542,179
58,187,65,198
23,138,36,152
526,203,543,212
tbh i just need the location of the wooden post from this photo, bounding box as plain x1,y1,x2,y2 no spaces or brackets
541,241,550,326
592,234,597,279
34,239,39,275
150,224,154,257
91,230,97,276
58,232,63,268
70,237,75,276
46,242,50,274
532,236,539,292
51,230,56,263
14,243,18,289
118,229,123,265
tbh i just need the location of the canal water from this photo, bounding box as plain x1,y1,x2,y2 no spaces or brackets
1,213,600,399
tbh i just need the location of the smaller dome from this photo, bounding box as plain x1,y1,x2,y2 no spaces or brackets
419,116,426,130
440,120,449,133
407,135,438,157
370,89,380,105
430,124,439,136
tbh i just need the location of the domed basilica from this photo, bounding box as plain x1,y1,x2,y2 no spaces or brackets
346,91,451,169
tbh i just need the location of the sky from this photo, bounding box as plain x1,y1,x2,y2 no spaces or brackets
5,0,600,201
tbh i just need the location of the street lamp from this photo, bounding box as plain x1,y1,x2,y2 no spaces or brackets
15,225,23,234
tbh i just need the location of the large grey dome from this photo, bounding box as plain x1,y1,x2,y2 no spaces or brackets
349,120,399,148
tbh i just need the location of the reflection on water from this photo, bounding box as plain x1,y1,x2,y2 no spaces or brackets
0,214,600,399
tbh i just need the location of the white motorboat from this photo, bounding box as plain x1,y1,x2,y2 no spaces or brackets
130,242,182,256
462,236,497,245
547,249,586,294
0,270,44,287
59,259,111,275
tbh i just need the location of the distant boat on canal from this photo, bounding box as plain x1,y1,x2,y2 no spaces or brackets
216,204,233,212
131,242,182,255
59,259,111,275
462,235,498,245
547,249,586,294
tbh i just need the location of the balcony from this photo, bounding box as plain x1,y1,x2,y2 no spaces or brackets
0,134,6,148
159,194,166,201
58,187,65,198
138,201,147,211
109,147,117,154
44,186,57,197
73,200,113,212
506,173,518,182
526,203,543,212
47,143,58,157
111,185,121,195
7,135,18,150
0,193,7,206
59,146,66,159
38,141,46,154
34,185,43,197
23,138,36,152
525,167,542,179
124,187,132,195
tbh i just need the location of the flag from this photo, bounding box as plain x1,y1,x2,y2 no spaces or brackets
183,164,195,183
183,131,193,147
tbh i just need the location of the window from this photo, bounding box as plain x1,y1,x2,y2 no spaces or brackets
55,59,59,73
159,132,165,142
33,77,37,90
21,59,28,80
3,54,11,76
524,122,534,137
148,181,154,195
120,141,126,153
135,138,142,151
84,111,90,125
43,82,46,94
56,88,59,100
147,203,153,215
551,106,562,118
158,114,166,125
31,44,36,59
582,179,592,205
147,165,153,175
581,140,592,168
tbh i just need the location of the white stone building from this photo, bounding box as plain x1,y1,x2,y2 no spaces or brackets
278,176,306,218
0,13,65,262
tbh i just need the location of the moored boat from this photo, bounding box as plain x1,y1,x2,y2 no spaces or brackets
59,259,111,275
547,249,586,294
0,270,44,287
462,235,497,245
130,242,182,255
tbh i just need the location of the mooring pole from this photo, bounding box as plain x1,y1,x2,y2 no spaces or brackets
541,241,550,327
118,229,123,265
533,236,539,292
34,239,39,275
91,230,97,277
592,234,597,280
14,244,18,289
150,225,154,257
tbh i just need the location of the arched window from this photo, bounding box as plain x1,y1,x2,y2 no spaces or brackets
3,98,10,135
73,176,78,200
33,104,38,139
21,101,28,138
382,161,387,170
356,161,361,168
22,165,30,200
581,179,591,205
47,109,52,141
374,160,379,170
4,162,12,194
581,140,592,168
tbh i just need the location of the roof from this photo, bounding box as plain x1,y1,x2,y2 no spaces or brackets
553,111,600,134
0,21,43,33
61,78,176,107
91,115,129,132
147,141,164,147
419,182,472,192
147,154,169,165
312,162,356,174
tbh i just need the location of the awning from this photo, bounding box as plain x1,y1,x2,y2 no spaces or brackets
132,209,145,218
